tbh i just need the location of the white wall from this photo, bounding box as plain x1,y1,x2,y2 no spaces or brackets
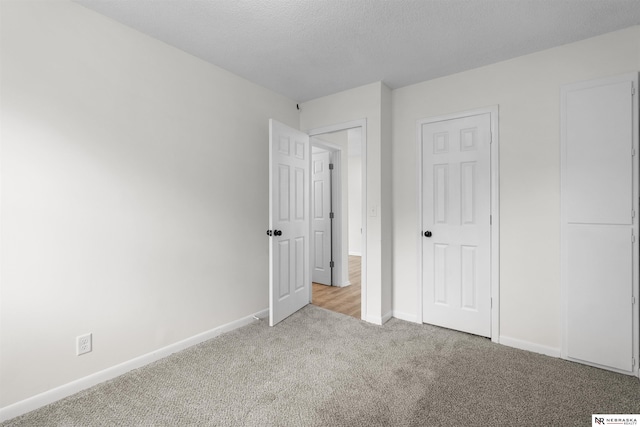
381,84,392,319
300,82,393,324
0,0,297,409
392,26,640,350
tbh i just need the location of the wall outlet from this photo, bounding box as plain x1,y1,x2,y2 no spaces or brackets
76,333,92,356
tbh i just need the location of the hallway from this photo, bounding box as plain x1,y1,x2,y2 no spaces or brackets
311,256,361,319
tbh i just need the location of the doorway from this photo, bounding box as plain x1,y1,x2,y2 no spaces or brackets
309,123,366,320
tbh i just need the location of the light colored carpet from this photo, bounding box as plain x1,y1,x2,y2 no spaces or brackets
3,305,639,426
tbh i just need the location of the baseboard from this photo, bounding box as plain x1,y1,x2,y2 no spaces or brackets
499,335,561,358
392,311,420,324
364,314,382,325
335,280,351,288
0,308,269,423
382,311,393,324
314,281,351,288
365,311,393,325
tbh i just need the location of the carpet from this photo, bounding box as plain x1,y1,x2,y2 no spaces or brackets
3,305,639,426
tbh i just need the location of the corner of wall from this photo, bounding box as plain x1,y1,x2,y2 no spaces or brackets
381,82,393,316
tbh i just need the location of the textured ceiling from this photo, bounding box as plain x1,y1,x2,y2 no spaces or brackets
74,0,640,102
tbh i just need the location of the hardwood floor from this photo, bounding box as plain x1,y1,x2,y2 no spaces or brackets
312,255,361,319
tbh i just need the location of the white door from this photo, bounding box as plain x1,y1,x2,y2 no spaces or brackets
311,149,332,285
269,119,310,326
421,113,492,337
561,74,638,373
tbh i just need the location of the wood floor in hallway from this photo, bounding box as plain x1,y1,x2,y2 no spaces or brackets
312,255,361,319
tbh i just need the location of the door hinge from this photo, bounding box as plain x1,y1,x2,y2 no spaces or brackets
330,212,334,219
329,163,334,170
633,148,636,156
633,357,636,368
329,261,334,268
490,215,492,225
633,296,636,305
633,232,636,243
632,84,636,96
490,297,493,308
633,210,636,219
489,131,493,144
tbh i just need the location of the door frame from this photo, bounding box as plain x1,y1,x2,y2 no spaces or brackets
308,119,367,320
416,106,500,342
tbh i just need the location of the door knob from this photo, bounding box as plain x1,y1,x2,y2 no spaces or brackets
424,231,432,238
266,230,273,236
274,230,282,236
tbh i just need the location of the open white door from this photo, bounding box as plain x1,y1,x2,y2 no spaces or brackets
269,119,311,326
311,149,332,285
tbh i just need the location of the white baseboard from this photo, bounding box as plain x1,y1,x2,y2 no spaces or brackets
335,280,351,288
364,314,382,325
392,311,420,324
499,335,561,358
365,311,393,326
0,308,269,423
313,281,351,288
381,311,393,324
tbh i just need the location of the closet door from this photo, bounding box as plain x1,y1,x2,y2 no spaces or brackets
561,73,639,375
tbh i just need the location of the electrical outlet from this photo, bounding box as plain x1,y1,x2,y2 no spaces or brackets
76,333,92,356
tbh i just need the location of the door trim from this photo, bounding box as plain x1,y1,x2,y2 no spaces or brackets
308,119,368,321
416,106,500,342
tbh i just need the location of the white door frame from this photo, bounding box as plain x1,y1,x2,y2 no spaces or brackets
416,106,500,342
308,119,367,320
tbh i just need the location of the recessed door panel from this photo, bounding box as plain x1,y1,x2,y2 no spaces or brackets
313,181,324,219
565,81,633,225
566,225,632,371
295,168,305,221
278,240,290,299
433,132,449,154
460,127,478,152
461,245,477,310
434,244,448,305
314,231,325,269
279,137,290,155
460,162,476,225
434,165,449,224
278,166,290,222
294,237,305,291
